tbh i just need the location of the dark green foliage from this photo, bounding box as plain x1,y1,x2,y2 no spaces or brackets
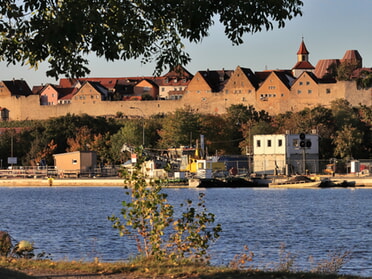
0,0,303,78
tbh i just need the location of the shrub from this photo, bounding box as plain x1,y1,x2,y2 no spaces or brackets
109,147,221,262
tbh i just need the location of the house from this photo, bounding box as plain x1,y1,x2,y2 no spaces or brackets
133,79,159,99
157,65,193,100
0,80,33,97
187,69,233,94
253,133,319,175
38,84,78,105
255,70,295,113
72,81,108,104
53,151,97,177
223,66,259,100
57,87,78,104
290,71,319,105
39,84,59,105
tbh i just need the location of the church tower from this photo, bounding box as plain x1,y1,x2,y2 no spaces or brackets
292,39,315,78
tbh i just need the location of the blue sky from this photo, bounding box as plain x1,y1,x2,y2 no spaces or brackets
1,0,372,86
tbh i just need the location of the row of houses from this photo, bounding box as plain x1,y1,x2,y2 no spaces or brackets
0,40,371,120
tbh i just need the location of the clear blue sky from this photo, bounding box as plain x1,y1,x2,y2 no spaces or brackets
1,0,372,86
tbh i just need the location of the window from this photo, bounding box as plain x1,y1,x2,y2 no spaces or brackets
299,82,303,85
308,90,312,94
306,81,310,85
298,90,302,94
293,139,299,148
267,139,272,147
72,159,78,164
278,139,283,147
256,140,261,147
326,88,331,94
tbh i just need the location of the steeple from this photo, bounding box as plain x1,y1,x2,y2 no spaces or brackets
292,38,314,78
297,38,309,63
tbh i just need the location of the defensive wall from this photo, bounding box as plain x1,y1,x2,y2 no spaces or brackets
1,80,371,121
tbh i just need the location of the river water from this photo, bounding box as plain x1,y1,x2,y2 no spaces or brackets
0,187,371,277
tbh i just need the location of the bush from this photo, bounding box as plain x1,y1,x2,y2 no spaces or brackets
109,147,221,262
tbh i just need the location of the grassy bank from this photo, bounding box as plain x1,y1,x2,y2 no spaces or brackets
0,258,368,279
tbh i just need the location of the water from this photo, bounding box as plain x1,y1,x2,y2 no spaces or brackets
0,187,371,277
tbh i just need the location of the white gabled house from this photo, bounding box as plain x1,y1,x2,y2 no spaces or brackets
253,133,319,175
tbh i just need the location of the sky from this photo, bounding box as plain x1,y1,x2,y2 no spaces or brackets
1,0,372,86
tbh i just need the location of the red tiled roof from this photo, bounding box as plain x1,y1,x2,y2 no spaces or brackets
342,50,362,62
314,59,340,79
297,40,309,55
292,61,315,70
58,87,78,100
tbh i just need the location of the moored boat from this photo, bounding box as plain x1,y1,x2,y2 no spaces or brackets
189,176,258,188
269,175,322,188
319,178,356,188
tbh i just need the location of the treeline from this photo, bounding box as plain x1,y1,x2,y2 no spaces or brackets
0,98,371,168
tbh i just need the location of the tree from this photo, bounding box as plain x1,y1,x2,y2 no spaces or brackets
330,99,360,130
332,124,363,160
336,61,360,81
66,126,93,152
110,121,144,164
356,70,372,89
199,114,231,155
226,104,272,154
157,107,201,148
0,0,303,78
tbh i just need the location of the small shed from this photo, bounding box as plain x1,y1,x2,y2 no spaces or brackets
53,151,97,177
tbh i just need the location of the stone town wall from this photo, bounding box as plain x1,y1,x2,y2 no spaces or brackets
1,81,371,121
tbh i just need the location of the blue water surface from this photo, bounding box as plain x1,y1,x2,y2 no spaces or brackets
0,187,371,277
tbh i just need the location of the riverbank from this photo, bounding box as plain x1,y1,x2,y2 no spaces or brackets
0,258,369,279
0,176,372,188
0,177,127,187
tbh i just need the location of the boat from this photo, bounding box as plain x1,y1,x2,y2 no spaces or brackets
269,175,322,188
319,178,356,188
189,176,258,188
